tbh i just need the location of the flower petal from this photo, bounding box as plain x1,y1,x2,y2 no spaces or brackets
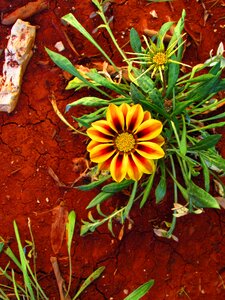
91,120,115,136
99,158,112,171
110,153,128,182
87,127,113,142
106,104,125,132
126,104,144,132
135,119,163,141
87,140,101,152
136,142,165,159
89,143,116,163
131,152,155,174
127,154,143,181
120,103,130,118
151,135,165,146
143,110,151,121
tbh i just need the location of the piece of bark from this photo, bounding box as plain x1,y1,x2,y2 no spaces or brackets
1,0,49,25
0,19,36,113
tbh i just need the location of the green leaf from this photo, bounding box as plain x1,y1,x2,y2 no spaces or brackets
166,55,180,97
62,13,115,67
130,28,142,53
168,9,186,49
87,191,114,209
72,266,105,300
124,181,138,218
188,181,220,209
199,154,210,192
87,71,129,96
188,134,221,151
140,173,155,208
77,175,111,191
132,68,155,93
13,221,35,299
73,107,106,127
0,242,4,253
155,161,166,203
45,48,110,98
66,97,110,112
66,211,76,255
124,279,155,300
102,179,133,193
180,115,187,156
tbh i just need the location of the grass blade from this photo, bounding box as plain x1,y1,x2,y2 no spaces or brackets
72,266,105,300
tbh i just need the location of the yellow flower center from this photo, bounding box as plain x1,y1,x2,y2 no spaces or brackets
153,52,167,65
115,132,136,152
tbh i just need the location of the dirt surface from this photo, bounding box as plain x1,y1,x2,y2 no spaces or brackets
1,0,225,299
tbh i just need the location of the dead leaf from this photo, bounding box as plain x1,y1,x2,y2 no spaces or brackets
48,167,67,187
51,202,68,255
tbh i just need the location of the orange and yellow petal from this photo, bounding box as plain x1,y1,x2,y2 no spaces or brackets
135,119,163,141
127,154,143,181
126,104,144,132
120,103,130,119
151,135,165,146
110,152,128,182
89,143,116,163
87,140,101,152
143,110,151,121
131,152,155,174
136,142,165,159
106,104,125,133
87,127,113,143
91,120,115,136
99,157,112,171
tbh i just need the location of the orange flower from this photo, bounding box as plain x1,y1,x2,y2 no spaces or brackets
87,103,165,182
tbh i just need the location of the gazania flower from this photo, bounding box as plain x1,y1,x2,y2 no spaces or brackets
127,34,189,82
87,103,165,182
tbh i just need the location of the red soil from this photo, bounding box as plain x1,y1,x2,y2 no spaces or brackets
0,0,225,299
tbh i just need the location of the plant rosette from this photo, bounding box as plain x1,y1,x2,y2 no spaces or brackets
46,0,225,238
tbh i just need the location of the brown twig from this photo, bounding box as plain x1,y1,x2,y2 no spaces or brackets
1,0,49,25
51,256,71,300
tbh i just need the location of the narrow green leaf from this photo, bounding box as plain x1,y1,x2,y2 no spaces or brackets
199,154,210,192
73,266,105,300
87,191,114,209
0,242,4,253
140,173,155,208
124,279,155,300
188,134,221,151
62,13,115,67
102,180,133,193
130,28,142,53
124,181,138,218
87,72,129,96
13,221,35,299
155,161,166,203
45,48,110,98
180,115,187,156
188,181,220,209
66,211,76,255
77,175,111,191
